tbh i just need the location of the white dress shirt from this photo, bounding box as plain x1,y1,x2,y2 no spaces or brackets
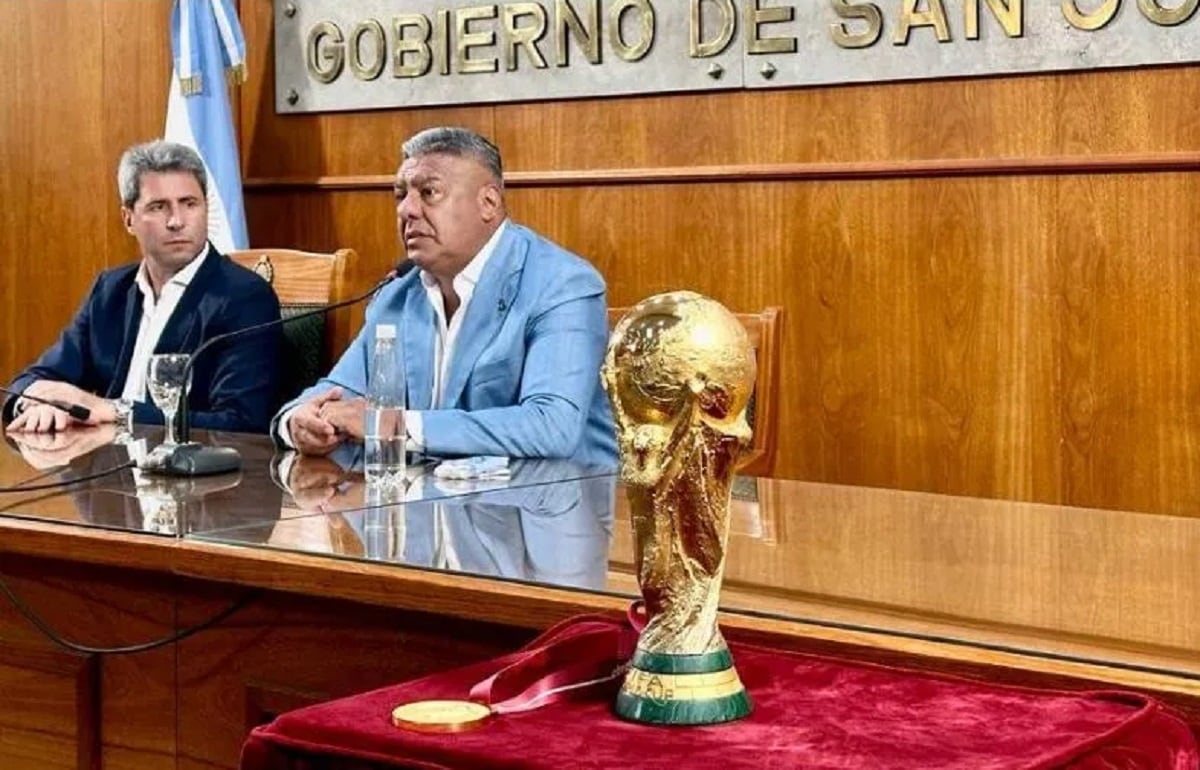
406,219,507,445
279,221,508,450
120,245,211,402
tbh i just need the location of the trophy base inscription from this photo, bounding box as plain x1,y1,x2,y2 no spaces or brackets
615,648,752,725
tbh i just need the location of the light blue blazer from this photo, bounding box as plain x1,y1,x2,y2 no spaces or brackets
274,223,618,468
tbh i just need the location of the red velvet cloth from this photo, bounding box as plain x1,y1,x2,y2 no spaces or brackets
241,616,1198,770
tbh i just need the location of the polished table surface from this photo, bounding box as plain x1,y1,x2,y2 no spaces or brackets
2,425,1198,693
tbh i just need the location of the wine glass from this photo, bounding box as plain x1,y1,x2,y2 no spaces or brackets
147,353,191,446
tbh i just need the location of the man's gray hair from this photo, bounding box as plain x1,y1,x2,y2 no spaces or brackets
402,127,504,188
117,140,207,208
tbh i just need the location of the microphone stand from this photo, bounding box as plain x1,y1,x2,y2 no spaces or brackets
141,262,412,477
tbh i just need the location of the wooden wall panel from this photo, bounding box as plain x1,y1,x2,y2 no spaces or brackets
1053,67,1200,156
0,1,107,386
1054,172,1200,514
506,176,1064,501
493,77,1059,170
494,64,1200,170
244,189,399,332
0,0,171,385
101,0,174,269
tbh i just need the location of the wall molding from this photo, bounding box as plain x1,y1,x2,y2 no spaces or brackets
244,153,1200,192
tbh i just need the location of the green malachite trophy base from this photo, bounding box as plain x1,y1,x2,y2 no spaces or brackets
615,688,752,725
614,648,752,726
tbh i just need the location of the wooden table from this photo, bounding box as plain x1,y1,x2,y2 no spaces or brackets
0,429,1196,770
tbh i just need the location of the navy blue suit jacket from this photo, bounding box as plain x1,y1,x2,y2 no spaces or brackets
4,249,282,433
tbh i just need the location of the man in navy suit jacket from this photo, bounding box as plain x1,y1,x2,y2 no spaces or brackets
273,127,616,467
4,141,281,434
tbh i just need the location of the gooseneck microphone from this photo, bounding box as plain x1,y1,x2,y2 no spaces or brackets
0,385,92,423
142,259,415,477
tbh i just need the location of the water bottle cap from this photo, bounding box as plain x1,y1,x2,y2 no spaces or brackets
376,324,397,340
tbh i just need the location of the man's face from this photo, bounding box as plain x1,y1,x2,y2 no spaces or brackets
122,171,208,271
394,152,502,279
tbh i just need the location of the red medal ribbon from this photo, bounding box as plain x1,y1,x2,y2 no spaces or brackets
627,600,648,632
467,613,639,715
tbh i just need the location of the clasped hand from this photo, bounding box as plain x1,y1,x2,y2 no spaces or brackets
290,387,389,456
285,453,365,511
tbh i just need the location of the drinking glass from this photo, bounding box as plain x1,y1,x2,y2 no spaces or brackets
147,353,191,446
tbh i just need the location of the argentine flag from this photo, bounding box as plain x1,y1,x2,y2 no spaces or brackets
165,0,248,253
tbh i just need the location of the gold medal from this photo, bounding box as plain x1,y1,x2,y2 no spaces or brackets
391,699,492,733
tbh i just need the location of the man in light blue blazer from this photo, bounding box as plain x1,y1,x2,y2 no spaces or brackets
272,127,617,468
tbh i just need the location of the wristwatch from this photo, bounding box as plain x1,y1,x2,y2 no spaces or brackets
109,398,134,430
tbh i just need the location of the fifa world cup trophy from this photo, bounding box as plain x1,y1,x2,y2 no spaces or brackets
602,291,755,725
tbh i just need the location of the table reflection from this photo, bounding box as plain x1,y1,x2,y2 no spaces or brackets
1,429,614,551
269,443,614,517
2,427,283,536
8,424,122,470
216,457,617,592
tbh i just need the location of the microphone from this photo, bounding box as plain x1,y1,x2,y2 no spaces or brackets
142,259,416,477
0,385,92,423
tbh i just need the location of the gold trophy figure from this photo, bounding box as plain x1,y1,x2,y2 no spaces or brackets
603,291,755,725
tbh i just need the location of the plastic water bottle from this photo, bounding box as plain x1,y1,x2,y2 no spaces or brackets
364,323,406,486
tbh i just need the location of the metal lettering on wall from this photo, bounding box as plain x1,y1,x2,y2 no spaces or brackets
274,0,1200,113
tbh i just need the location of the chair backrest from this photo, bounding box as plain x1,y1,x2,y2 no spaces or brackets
607,305,782,478
228,248,353,404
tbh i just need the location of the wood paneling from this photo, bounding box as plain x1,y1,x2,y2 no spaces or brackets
0,0,171,385
243,190,399,333
489,65,1200,170
0,0,104,385
1053,172,1200,514
101,0,174,270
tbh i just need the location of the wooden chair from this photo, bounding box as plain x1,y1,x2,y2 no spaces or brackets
607,305,782,478
228,248,353,403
